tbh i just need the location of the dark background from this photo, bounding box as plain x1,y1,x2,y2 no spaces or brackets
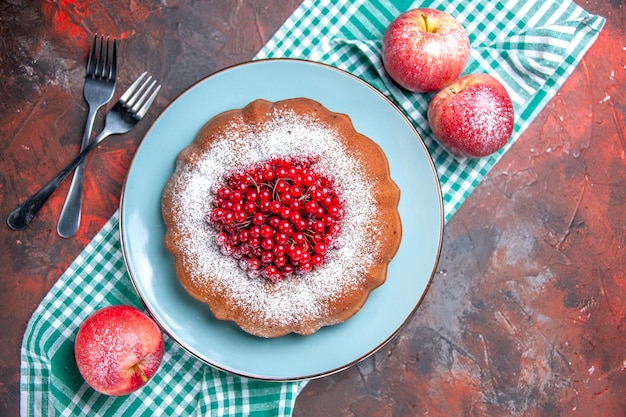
1,1,625,416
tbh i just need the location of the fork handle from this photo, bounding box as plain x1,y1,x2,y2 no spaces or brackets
56,106,99,238
6,130,110,231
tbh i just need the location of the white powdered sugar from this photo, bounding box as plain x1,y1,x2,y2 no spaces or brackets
168,107,381,327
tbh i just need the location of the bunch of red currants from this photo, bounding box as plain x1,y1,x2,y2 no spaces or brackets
207,156,345,282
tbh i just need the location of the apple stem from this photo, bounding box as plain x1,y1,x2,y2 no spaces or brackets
421,14,437,33
133,364,149,383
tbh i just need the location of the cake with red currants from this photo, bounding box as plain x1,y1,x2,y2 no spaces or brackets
161,98,401,338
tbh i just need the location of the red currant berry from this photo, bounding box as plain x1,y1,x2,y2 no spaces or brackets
261,237,274,251
230,190,243,203
305,201,318,214
246,189,259,201
261,251,274,264
269,201,282,214
263,169,275,182
260,225,273,238
251,212,265,225
294,219,307,231
272,244,286,256
259,200,272,213
314,243,327,255
243,201,257,214
233,210,246,223
218,187,231,199
259,189,271,201
291,185,303,197
312,220,325,233
290,212,302,223
275,180,288,194
311,254,324,267
238,230,250,243
276,167,289,178
292,232,305,245
222,211,235,224
297,262,312,274
248,258,261,270
249,225,261,238
289,200,301,212
274,232,289,245
277,220,292,234
274,255,287,267
279,207,292,219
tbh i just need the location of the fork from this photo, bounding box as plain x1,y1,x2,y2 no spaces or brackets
57,34,118,238
6,72,161,231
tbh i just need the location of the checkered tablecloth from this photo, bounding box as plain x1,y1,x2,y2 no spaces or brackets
258,0,604,221
21,0,603,416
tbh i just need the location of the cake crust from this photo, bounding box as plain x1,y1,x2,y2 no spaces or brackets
162,98,401,338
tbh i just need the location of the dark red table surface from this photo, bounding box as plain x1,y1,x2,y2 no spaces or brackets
1,1,624,416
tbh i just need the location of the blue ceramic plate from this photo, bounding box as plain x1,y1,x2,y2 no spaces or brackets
120,59,443,380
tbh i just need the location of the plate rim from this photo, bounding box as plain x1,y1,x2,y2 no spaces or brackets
119,57,444,381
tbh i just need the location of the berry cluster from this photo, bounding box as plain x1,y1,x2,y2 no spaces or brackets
207,156,345,283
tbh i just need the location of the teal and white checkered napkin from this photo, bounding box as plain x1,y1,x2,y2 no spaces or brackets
258,0,605,221
21,215,307,417
21,1,603,416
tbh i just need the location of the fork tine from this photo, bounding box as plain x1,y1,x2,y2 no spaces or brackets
117,72,160,119
133,84,161,119
101,37,109,79
86,35,98,77
98,36,110,79
109,39,117,81
126,76,156,109
119,72,147,103
94,35,103,79
127,77,155,109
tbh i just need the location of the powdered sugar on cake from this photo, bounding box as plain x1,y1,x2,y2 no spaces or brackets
168,107,381,327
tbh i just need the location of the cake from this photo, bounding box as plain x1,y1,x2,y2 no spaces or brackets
161,98,401,338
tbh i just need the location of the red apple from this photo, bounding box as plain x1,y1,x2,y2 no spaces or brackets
74,305,164,396
427,73,514,158
382,8,470,93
